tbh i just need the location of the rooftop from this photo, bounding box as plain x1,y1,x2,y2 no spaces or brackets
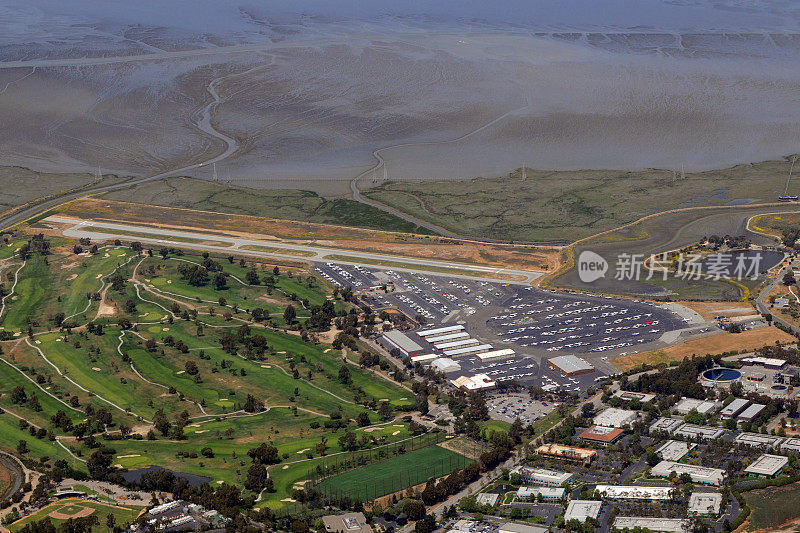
382,330,424,354
688,492,722,515
516,486,565,499
649,417,684,434
498,522,548,533
322,513,373,533
613,517,689,533
720,398,750,418
655,440,695,461
651,461,726,485
548,354,593,374
673,423,727,441
738,403,766,421
745,454,789,476
734,432,785,449
593,407,638,428
564,500,603,523
613,390,657,403
595,485,674,500
536,443,597,461
674,397,719,415
578,425,625,443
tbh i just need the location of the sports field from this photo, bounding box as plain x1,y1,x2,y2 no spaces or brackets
315,444,472,502
9,498,142,532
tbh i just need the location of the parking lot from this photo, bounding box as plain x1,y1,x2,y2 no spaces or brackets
315,261,689,392
486,393,558,424
483,288,686,356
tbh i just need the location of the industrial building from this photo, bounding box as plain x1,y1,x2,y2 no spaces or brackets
651,461,726,485
425,331,470,343
595,485,673,500
745,454,789,477
578,425,625,445
411,353,439,364
476,348,515,361
781,438,800,454
416,325,464,338
535,443,596,465
740,357,787,369
515,486,565,501
613,517,689,533
649,417,684,435
720,398,750,419
655,440,695,461
688,493,722,516
512,466,572,486
673,424,727,441
734,432,785,450
431,357,461,373
613,390,657,403
434,338,479,350
674,398,719,416
380,330,425,357
451,374,495,391
548,355,594,376
593,407,638,428
737,403,766,422
564,500,602,523
443,344,493,357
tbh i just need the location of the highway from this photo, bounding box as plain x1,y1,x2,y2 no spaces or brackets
46,216,543,285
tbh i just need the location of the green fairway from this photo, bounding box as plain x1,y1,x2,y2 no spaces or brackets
315,442,471,502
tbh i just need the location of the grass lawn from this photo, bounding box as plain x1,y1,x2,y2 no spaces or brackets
315,443,471,502
8,498,142,532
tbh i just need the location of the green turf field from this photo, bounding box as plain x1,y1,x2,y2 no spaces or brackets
315,443,471,502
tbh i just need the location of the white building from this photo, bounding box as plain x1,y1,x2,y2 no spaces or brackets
564,500,602,523
498,523,548,533
781,438,800,455
745,454,789,477
688,493,722,516
650,461,726,485
613,390,657,403
655,440,695,461
734,432,785,450
673,424,727,441
475,493,499,507
512,466,572,487
674,398,719,416
613,517,689,533
720,398,750,419
515,486,565,501
595,485,674,500
649,417,684,435
593,407,638,428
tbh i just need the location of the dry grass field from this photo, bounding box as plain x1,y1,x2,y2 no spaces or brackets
612,326,796,371
57,198,557,272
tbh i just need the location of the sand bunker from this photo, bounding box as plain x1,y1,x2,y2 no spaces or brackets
297,448,310,454
92,367,101,371
117,454,140,458
66,274,78,281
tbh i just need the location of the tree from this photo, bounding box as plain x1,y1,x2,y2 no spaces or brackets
646,451,660,467
10,386,26,405
356,411,371,427
378,402,393,420
247,443,280,465
338,364,351,384
284,305,296,324
87,450,113,479
246,270,260,285
106,513,116,531
185,360,199,375
213,273,228,291
244,394,264,413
